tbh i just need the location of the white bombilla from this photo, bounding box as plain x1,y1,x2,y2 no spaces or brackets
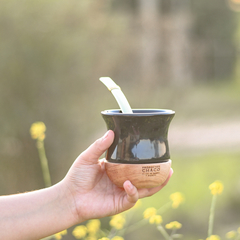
99,77,133,114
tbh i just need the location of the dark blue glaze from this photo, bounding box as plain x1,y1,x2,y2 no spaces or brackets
101,109,175,164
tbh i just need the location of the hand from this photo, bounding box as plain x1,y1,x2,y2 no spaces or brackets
64,130,173,223
0,130,173,239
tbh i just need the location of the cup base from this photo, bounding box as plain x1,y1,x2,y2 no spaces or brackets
105,159,171,189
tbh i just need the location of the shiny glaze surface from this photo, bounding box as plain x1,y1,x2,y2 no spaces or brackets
101,109,175,164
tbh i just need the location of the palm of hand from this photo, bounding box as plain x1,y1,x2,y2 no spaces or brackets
67,160,134,222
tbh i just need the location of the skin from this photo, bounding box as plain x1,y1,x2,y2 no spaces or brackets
0,130,173,240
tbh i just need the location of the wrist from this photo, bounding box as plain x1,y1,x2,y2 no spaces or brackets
55,179,82,226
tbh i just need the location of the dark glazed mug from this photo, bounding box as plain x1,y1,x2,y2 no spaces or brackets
101,109,175,164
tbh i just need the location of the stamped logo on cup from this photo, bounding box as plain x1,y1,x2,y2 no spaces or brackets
142,165,161,177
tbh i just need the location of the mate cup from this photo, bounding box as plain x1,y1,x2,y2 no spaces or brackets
101,109,175,188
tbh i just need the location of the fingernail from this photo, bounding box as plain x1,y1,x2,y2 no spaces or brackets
103,130,109,139
127,180,134,190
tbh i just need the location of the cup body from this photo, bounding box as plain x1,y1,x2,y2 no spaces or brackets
101,109,175,164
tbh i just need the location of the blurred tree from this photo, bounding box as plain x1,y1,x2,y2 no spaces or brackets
138,0,161,87
166,0,193,86
0,0,130,194
227,0,240,87
233,15,240,87
191,0,235,82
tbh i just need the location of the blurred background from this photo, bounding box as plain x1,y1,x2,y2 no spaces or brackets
0,0,240,239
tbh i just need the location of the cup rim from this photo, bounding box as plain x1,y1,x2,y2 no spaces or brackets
101,108,175,116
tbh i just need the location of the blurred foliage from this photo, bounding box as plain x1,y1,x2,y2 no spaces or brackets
0,0,240,239
0,0,132,193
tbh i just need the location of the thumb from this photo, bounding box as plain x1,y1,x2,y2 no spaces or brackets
119,180,139,212
79,130,114,164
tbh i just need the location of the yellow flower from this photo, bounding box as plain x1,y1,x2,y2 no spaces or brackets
143,207,157,219
86,219,101,234
165,221,182,230
72,225,88,239
110,214,126,230
170,192,185,209
149,215,162,225
30,122,46,140
98,238,110,240
226,231,237,239
209,181,224,195
238,227,240,234
54,229,67,239
206,235,221,240
111,237,124,240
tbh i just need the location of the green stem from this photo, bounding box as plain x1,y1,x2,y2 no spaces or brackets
122,218,148,235
157,224,171,240
208,194,217,238
37,139,52,187
170,229,177,237
123,202,172,235
157,202,172,215
107,228,118,238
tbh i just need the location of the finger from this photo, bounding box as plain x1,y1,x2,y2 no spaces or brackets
123,180,139,204
138,168,173,198
79,130,114,164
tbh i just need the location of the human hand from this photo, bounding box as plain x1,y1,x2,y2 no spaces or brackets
0,130,172,240
63,130,173,223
